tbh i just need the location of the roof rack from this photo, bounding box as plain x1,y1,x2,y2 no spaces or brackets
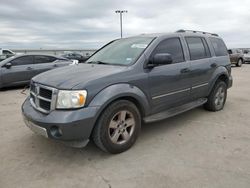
176,29,219,37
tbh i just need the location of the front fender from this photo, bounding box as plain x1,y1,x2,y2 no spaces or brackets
88,83,151,117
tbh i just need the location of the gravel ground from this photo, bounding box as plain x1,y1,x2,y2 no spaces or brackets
0,65,250,188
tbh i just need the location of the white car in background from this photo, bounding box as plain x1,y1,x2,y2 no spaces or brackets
0,49,15,61
243,51,250,63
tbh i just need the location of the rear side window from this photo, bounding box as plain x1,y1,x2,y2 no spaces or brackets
185,37,210,60
10,56,33,66
152,38,184,63
34,56,56,64
210,38,228,56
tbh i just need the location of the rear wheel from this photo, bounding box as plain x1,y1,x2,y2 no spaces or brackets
236,59,243,67
92,100,141,154
204,81,227,111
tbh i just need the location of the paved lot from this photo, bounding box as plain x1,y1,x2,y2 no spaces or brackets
1,65,250,188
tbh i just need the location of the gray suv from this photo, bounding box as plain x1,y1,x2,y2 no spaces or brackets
22,30,233,154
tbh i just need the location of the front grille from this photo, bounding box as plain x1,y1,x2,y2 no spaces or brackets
39,87,52,99
30,82,57,113
39,100,51,111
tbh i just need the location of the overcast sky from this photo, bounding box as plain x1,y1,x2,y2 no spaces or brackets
0,0,250,49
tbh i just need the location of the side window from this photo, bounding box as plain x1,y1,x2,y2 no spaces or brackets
3,50,12,55
34,56,56,64
152,38,184,63
185,37,209,60
210,38,228,56
228,50,232,54
10,56,33,66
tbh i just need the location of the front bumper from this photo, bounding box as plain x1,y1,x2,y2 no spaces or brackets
22,98,99,145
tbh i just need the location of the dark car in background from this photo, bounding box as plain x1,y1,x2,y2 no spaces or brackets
228,48,244,67
0,54,73,89
62,52,89,63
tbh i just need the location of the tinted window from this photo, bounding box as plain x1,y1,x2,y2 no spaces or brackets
10,56,33,66
186,37,210,60
3,50,13,55
210,38,228,56
202,38,211,57
152,38,184,63
34,56,56,64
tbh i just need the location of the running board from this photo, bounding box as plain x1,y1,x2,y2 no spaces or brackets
144,98,207,123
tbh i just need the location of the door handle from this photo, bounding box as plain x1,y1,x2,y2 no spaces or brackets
211,63,217,68
53,64,58,67
27,67,33,70
180,68,190,73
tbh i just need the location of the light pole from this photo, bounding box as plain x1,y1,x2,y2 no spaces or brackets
115,10,128,38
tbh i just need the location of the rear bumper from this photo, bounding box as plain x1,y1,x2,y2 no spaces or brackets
22,98,99,145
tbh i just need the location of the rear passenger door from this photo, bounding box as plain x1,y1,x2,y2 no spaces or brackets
185,37,213,100
148,37,192,113
34,55,57,75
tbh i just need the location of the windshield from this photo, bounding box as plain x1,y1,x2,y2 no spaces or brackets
86,37,154,65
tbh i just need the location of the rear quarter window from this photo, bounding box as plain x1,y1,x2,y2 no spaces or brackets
210,38,228,56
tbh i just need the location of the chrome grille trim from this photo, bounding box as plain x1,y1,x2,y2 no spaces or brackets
29,82,58,114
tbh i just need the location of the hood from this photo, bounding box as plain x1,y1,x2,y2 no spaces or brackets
33,63,127,89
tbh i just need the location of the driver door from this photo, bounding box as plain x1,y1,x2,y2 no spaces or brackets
148,37,191,114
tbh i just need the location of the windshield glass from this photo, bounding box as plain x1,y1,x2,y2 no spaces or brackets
86,37,154,65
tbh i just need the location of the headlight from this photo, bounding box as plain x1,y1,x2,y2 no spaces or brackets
56,90,87,109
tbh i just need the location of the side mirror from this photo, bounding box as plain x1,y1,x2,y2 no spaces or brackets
149,53,173,67
4,62,12,69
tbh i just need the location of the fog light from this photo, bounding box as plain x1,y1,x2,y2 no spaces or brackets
50,126,62,138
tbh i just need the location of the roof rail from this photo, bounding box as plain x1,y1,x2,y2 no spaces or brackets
176,29,219,37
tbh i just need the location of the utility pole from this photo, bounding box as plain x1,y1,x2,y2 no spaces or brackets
115,10,128,38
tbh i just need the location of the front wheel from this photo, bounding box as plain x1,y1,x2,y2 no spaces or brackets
92,100,141,154
204,81,227,111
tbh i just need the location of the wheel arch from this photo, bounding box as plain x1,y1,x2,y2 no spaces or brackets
89,83,150,122
208,66,230,94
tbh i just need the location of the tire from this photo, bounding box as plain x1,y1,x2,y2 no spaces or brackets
236,59,243,67
92,100,141,154
204,81,227,111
